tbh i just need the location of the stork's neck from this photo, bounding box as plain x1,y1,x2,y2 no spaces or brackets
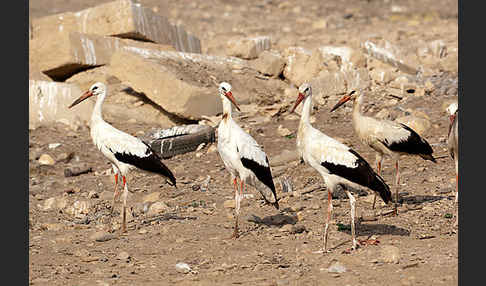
351,95,363,123
299,94,313,127
91,92,106,123
221,96,233,120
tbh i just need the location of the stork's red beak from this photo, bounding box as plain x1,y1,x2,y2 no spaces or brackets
330,94,352,112
224,91,241,111
69,90,93,108
449,114,456,125
290,92,306,113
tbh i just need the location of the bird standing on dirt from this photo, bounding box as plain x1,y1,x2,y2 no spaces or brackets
330,90,436,216
446,102,458,227
68,82,176,232
290,83,391,252
216,82,279,239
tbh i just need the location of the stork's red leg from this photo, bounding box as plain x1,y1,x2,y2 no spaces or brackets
323,190,333,252
110,173,119,214
372,160,382,210
345,190,358,251
230,178,240,239
394,161,400,216
121,176,127,233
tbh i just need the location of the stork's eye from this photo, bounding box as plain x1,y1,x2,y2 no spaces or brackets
92,86,98,91
221,86,226,91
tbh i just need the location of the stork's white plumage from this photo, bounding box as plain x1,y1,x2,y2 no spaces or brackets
69,82,176,232
216,82,279,239
291,83,391,252
330,90,436,215
446,102,458,227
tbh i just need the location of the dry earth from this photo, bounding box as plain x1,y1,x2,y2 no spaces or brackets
29,0,458,285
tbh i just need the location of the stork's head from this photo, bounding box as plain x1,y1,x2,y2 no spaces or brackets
446,102,458,125
290,83,312,113
69,82,106,108
330,90,359,112
218,82,240,111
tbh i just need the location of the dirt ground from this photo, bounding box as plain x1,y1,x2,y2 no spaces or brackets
29,0,458,285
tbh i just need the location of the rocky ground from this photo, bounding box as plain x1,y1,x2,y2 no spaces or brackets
29,0,458,285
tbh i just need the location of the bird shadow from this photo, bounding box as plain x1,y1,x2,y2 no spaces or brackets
337,222,411,237
400,194,447,206
246,213,298,227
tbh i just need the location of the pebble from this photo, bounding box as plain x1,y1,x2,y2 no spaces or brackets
380,245,400,264
117,251,130,260
38,154,55,165
90,231,115,242
48,143,62,149
277,125,293,137
327,260,347,273
146,201,170,216
175,262,191,274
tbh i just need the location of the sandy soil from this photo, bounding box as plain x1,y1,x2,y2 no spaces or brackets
29,0,458,285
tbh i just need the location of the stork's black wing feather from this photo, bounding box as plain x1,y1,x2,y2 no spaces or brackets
112,143,176,186
321,149,391,204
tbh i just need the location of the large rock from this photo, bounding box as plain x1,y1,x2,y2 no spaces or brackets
30,32,175,81
282,47,321,87
109,50,222,120
317,46,366,71
250,50,285,77
30,0,201,53
226,36,271,59
29,80,94,130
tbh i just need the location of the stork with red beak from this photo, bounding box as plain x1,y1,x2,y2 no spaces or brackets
330,90,436,215
216,82,279,239
68,82,176,232
291,83,391,252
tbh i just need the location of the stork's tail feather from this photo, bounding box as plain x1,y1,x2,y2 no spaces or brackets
370,173,392,204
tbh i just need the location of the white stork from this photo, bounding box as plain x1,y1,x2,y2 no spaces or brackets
446,102,458,227
68,82,176,232
330,90,436,215
216,82,279,239
290,83,392,252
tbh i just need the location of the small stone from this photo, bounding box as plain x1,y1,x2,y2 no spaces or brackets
327,260,347,273
146,201,170,216
117,251,130,260
380,245,400,264
90,231,115,242
42,223,64,231
48,143,62,149
277,125,293,137
290,224,306,234
290,202,305,212
74,249,90,258
38,154,55,165
175,262,191,274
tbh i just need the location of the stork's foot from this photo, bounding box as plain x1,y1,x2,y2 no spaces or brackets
342,246,358,254
229,228,240,240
